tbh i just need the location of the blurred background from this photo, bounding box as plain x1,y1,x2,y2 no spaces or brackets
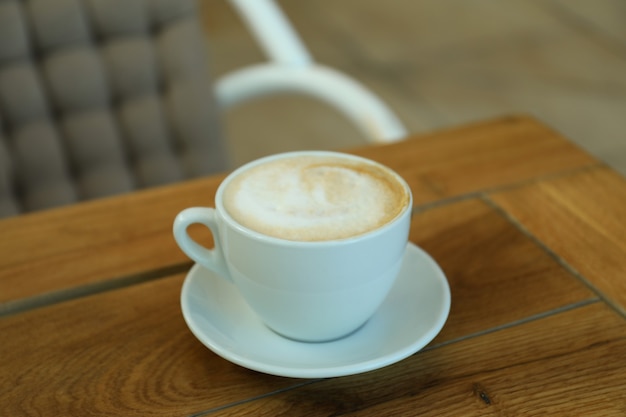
201,0,626,176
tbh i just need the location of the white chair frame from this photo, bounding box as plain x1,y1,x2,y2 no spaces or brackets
215,0,407,143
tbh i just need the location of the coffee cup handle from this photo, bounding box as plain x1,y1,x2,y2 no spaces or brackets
173,208,231,281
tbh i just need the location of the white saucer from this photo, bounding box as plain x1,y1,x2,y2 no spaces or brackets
180,242,451,378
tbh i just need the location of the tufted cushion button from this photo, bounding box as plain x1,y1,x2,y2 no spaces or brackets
157,19,209,82
0,127,12,180
0,0,226,217
0,129,19,216
103,37,160,100
180,146,226,178
0,198,20,217
13,121,71,182
12,121,78,211
166,79,226,175
119,96,173,153
62,109,131,177
44,48,110,112
0,62,50,126
78,163,134,199
148,0,197,26
135,153,183,187
86,0,149,37
24,182,78,212
27,0,91,51
0,0,31,62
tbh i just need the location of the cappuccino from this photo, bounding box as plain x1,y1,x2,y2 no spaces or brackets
222,154,410,241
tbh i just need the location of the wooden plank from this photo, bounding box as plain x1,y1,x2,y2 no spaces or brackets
350,115,598,204
409,198,595,341
0,116,596,304
0,199,598,415
0,273,308,416
211,302,626,416
0,175,224,304
1,194,595,327
489,166,626,315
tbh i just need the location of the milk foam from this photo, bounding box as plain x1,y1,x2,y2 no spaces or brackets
223,155,409,241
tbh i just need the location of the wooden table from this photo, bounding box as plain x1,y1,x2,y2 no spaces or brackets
2,116,626,416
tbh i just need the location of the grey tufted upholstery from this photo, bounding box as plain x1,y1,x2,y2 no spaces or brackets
0,0,229,217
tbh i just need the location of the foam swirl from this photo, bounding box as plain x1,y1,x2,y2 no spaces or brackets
223,155,409,241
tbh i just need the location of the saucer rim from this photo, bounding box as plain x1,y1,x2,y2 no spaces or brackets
180,242,451,378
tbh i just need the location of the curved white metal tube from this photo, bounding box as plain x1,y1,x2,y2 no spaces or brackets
227,0,312,66
215,64,407,143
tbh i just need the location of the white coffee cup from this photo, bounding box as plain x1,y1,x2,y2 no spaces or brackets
173,151,412,342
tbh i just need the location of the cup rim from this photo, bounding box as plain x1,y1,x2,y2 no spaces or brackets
215,150,413,246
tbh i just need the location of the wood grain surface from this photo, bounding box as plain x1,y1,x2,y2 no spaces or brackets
410,198,595,342
489,166,626,315
0,274,305,416
349,115,598,203
1,116,624,416
215,303,626,416
0,116,597,307
0,195,600,415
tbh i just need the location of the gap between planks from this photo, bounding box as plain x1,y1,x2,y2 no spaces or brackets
185,298,600,417
1,162,603,316
0,262,193,317
483,194,626,320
